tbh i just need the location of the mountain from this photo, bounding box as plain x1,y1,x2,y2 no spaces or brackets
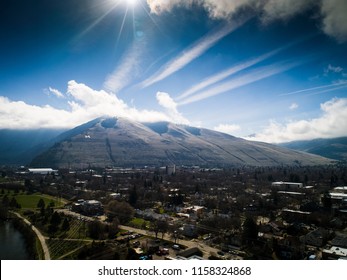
30,117,333,168
279,137,347,161
0,129,65,165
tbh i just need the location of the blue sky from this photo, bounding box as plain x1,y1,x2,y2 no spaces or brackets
1,0,347,143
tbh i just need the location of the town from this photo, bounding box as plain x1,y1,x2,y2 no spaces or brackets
1,163,347,260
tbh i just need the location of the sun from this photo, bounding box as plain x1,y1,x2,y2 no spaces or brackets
126,0,138,6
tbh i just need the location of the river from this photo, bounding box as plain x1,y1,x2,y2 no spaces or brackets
0,220,30,260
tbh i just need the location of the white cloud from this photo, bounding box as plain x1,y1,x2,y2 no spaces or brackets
0,81,187,129
289,103,298,110
246,97,347,143
46,87,65,98
140,20,247,88
214,123,241,135
156,91,189,124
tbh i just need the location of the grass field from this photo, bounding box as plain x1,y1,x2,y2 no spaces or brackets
1,190,67,209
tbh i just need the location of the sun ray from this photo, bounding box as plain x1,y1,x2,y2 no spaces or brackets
115,5,129,49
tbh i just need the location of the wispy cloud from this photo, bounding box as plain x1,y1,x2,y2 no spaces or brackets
46,87,65,99
246,97,347,143
104,41,145,93
325,64,344,74
279,81,347,96
140,19,249,88
306,84,347,96
176,49,280,101
178,60,303,105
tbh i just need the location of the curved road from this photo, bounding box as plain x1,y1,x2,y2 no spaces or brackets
10,211,51,260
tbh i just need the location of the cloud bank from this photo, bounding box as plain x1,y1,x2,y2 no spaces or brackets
147,0,347,42
246,97,347,143
214,123,241,135
0,81,186,129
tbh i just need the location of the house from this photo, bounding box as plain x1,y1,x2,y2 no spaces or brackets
281,209,311,223
82,200,103,215
181,224,197,238
182,205,205,219
322,246,347,259
330,234,347,248
300,228,330,247
177,247,203,259
72,199,103,215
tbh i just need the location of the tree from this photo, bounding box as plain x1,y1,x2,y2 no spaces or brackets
88,220,105,240
37,198,45,209
158,219,169,239
322,192,332,208
150,220,160,239
242,217,258,246
2,195,9,207
106,201,134,224
61,218,70,231
47,212,61,234
107,218,119,239
9,197,20,209
50,211,61,226
129,186,138,207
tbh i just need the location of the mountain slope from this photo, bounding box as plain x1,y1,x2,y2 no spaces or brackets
0,129,65,165
30,117,333,168
279,137,347,161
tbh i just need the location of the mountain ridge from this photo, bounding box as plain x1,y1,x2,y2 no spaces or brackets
279,137,347,161
30,117,333,168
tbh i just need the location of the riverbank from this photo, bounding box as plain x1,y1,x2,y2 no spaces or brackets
0,211,44,260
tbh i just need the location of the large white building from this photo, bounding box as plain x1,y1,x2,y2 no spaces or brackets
28,168,58,175
271,181,303,190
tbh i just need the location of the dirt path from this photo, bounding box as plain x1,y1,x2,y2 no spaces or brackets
10,211,51,260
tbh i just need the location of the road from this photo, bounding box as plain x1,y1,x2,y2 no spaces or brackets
117,226,220,258
10,211,51,260
58,209,221,259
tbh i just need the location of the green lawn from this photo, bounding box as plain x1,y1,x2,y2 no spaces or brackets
11,193,66,209
128,217,149,229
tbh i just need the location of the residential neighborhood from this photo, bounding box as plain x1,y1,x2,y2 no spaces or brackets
1,163,347,260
